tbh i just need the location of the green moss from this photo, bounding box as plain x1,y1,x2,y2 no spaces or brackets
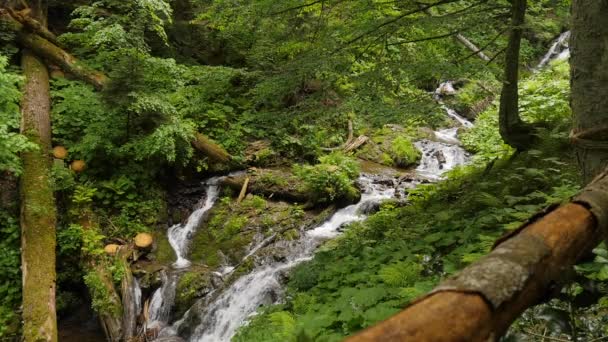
154,231,176,263
174,270,212,318
389,136,421,167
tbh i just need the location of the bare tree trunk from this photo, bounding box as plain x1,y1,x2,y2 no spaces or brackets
570,0,608,183
19,2,57,340
498,0,534,150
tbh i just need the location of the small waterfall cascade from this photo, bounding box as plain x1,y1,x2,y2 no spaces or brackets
181,141,470,341
536,31,571,70
413,82,473,180
169,176,224,269
147,175,232,329
187,175,397,342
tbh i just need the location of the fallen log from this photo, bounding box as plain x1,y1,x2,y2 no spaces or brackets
237,176,250,203
343,135,369,153
222,170,310,204
347,169,608,341
192,133,232,163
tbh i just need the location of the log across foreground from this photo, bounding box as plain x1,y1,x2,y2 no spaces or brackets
347,170,608,341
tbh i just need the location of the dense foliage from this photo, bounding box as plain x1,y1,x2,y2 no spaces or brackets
0,0,593,340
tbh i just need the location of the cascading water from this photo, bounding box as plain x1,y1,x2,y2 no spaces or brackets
187,175,397,342
150,80,474,342
536,31,570,70
147,176,228,329
179,143,470,341
169,176,224,269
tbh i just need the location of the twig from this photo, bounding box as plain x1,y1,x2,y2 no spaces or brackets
523,330,571,342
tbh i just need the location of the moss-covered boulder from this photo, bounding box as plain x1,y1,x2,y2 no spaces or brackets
356,125,421,168
174,267,222,318
189,195,325,269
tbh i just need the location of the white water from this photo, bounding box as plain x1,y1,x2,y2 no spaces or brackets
184,141,469,341
169,176,224,269
188,174,396,342
536,31,570,70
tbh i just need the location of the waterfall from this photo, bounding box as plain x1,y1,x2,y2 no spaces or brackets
147,175,237,329
187,174,397,342
179,141,469,341
169,176,224,269
536,31,571,70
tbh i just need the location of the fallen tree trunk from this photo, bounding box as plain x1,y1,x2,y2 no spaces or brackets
222,170,310,204
347,169,608,341
454,33,491,62
192,133,232,163
78,212,123,342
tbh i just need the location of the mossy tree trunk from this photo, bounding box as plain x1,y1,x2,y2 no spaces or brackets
571,0,608,183
19,1,58,341
498,0,534,150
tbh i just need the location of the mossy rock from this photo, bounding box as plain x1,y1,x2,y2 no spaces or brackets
189,195,324,270
356,125,421,168
152,231,176,264
174,268,221,318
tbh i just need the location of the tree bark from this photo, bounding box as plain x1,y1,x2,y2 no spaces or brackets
570,0,608,183
19,1,58,340
498,0,534,150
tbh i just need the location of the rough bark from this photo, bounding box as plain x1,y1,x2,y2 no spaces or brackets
18,2,58,340
570,0,608,183
118,248,138,341
498,0,534,150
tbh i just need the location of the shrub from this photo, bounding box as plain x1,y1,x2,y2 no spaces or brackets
294,152,360,205
389,136,420,167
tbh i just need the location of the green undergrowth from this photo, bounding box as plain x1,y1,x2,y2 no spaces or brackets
235,142,581,341
234,59,581,342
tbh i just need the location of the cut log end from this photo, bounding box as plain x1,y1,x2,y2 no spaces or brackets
71,160,86,172
134,233,153,249
104,244,120,255
52,146,67,159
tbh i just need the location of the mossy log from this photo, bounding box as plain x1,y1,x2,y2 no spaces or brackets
192,133,232,163
78,212,123,342
221,169,310,204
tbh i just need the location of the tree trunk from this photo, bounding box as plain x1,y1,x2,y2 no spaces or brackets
498,0,534,150
19,2,58,340
570,0,608,183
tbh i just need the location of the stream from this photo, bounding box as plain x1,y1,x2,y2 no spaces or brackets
143,86,473,341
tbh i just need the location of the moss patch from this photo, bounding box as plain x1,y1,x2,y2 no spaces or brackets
356,125,421,168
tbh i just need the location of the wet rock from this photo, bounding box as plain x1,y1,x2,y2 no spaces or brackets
358,201,381,215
